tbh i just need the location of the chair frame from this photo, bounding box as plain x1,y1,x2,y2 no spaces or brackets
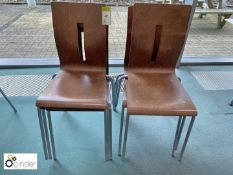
37,105,112,161
118,107,196,161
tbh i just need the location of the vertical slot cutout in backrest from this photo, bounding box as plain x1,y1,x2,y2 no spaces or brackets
151,25,162,62
77,23,86,61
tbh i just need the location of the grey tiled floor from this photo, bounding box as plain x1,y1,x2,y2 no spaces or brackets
0,4,233,59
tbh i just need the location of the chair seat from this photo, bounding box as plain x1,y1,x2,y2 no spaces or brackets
36,69,109,110
125,72,197,116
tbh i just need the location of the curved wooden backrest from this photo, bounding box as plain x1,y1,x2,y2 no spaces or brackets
128,4,191,69
51,2,108,71
124,6,133,68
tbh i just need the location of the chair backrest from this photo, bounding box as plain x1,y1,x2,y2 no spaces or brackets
51,2,108,72
124,6,133,68
128,4,191,70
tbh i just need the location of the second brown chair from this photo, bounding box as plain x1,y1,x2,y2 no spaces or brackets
118,3,198,161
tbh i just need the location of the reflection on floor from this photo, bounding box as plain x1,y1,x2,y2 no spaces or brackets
0,66,233,175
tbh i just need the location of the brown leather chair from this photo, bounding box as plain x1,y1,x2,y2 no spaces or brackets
36,2,112,161
118,3,197,161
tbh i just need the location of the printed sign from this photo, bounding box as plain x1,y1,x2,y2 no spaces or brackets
102,6,111,25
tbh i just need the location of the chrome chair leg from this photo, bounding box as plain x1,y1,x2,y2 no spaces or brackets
37,108,48,160
47,110,57,160
104,110,107,161
110,78,116,111
113,76,119,111
109,108,112,160
104,109,110,161
0,88,17,112
115,78,123,107
115,74,125,86
118,105,125,156
41,109,52,160
114,74,125,109
114,74,124,94
106,75,116,111
115,74,124,96
114,75,127,109
179,117,195,162
114,73,125,102
172,116,182,157
175,116,186,150
122,114,130,160
113,81,117,111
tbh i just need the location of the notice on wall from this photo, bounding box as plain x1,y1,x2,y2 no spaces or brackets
101,6,111,25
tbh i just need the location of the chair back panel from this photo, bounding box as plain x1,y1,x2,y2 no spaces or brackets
51,2,108,69
128,4,191,69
